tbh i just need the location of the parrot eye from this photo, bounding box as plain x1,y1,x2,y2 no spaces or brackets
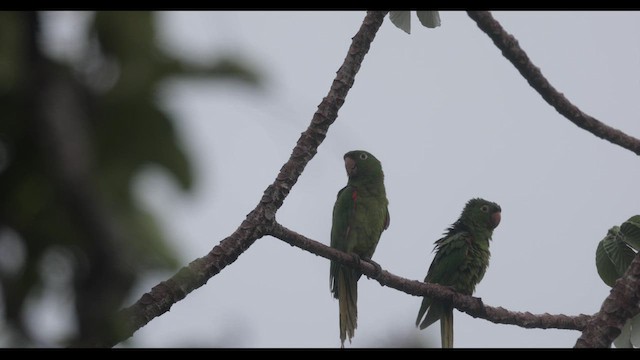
480,205,489,213
359,153,368,160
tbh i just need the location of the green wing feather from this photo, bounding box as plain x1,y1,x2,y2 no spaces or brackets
330,186,354,251
425,233,471,286
330,185,356,294
329,185,359,347
416,232,470,330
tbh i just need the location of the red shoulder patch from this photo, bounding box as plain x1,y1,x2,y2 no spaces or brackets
352,189,357,210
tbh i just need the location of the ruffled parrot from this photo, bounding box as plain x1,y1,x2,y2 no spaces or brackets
416,198,501,348
330,150,390,347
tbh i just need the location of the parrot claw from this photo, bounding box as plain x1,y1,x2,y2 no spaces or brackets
350,253,362,265
475,297,487,315
362,257,383,279
348,253,382,279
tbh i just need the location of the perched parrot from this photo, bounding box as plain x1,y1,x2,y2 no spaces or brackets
415,198,501,348
330,150,390,347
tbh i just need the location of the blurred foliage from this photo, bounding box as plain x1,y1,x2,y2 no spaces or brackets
595,215,640,348
0,11,260,346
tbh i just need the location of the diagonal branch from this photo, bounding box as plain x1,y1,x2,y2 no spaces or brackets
575,252,640,348
467,11,640,156
269,222,593,332
94,11,389,347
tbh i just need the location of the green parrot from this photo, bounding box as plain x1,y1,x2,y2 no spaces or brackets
330,150,390,347
416,198,501,348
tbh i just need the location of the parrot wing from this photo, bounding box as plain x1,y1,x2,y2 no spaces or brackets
330,185,358,296
426,231,471,286
416,231,470,329
330,185,356,252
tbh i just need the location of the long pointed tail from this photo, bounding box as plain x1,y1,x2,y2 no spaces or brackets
331,263,358,347
440,305,453,348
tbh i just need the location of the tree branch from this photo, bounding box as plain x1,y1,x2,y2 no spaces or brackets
575,252,640,348
269,222,593,332
467,11,640,156
97,11,389,347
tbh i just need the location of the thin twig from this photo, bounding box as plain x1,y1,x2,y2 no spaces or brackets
467,11,640,156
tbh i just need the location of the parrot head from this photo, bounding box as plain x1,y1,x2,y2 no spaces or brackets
343,150,384,181
461,198,501,230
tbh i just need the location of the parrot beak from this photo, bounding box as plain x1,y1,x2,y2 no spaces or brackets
490,211,501,229
344,156,357,178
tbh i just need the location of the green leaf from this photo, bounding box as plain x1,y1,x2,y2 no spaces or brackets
621,215,640,251
614,319,633,348
389,11,411,34
596,234,621,287
603,227,636,278
416,11,441,29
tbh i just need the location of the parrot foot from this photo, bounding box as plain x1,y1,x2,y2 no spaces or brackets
348,254,382,278
349,253,362,266
361,257,383,279
475,296,487,315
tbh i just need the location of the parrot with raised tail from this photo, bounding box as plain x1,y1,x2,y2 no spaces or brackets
330,150,390,347
416,198,501,348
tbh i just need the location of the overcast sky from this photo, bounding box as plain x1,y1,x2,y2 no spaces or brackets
40,11,640,348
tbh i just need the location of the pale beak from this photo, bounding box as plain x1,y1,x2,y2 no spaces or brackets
491,211,501,229
344,156,356,178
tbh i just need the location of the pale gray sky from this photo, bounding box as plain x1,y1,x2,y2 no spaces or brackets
39,11,640,348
